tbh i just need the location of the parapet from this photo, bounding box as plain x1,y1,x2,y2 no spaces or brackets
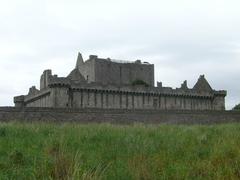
12,52,227,110
14,95,24,102
48,77,71,87
213,90,227,97
14,95,25,107
89,55,98,60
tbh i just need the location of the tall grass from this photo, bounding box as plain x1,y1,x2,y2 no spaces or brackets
0,122,240,179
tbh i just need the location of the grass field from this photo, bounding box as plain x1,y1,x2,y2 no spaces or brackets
0,122,240,180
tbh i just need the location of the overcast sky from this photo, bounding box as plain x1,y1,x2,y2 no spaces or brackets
0,0,240,109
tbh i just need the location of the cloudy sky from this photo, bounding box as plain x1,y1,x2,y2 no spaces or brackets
0,0,240,109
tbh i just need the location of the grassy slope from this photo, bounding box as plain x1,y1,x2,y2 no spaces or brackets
0,123,240,180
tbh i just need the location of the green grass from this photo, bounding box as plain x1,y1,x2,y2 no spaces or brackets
0,122,240,180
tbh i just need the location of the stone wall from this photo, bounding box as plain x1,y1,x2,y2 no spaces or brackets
94,59,154,86
0,107,240,124
25,95,51,107
40,70,52,90
22,87,223,110
77,56,154,86
78,59,95,83
24,89,52,107
69,89,215,110
15,53,226,111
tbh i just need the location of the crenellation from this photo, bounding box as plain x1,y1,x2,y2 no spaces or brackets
14,52,227,110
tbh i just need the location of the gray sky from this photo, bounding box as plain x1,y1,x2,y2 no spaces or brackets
0,0,240,109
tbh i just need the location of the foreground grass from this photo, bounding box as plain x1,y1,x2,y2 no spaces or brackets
0,123,240,179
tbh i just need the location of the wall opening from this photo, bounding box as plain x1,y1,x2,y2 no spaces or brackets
86,75,89,82
119,67,122,84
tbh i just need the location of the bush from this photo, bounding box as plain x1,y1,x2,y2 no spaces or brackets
232,104,240,111
0,127,6,137
131,79,149,87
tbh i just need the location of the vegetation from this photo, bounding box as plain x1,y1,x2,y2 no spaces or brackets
233,104,240,111
0,123,240,179
131,79,149,87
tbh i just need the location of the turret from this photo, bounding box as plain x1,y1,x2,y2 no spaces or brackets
14,95,25,107
40,70,52,90
48,77,71,108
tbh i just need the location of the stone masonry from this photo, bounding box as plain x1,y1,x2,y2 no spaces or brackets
14,53,227,110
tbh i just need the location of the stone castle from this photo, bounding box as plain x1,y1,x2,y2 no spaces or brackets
14,53,226,110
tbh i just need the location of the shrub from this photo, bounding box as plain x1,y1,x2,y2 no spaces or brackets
131,79,149,87
232,104,240,111
9,150,24,166
0,127,6,137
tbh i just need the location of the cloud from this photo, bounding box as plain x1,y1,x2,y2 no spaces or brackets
0,0,240,109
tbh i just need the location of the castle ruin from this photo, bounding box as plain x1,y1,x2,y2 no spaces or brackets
14,53,226,110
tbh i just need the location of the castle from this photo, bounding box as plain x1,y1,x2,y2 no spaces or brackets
14,53,226,110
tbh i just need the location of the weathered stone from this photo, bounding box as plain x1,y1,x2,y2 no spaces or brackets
0,107,240,124
14,52,227,110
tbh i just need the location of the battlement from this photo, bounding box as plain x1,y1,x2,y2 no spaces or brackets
14,95,24,103
86,54,152,65
213,90,227,96
14,52,227,111
48,77,71,87
13,95,25,107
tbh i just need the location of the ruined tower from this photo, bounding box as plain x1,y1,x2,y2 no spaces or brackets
14,52,227,110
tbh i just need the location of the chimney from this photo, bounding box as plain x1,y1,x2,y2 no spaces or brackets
157,81,162,88
89,55,98,60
